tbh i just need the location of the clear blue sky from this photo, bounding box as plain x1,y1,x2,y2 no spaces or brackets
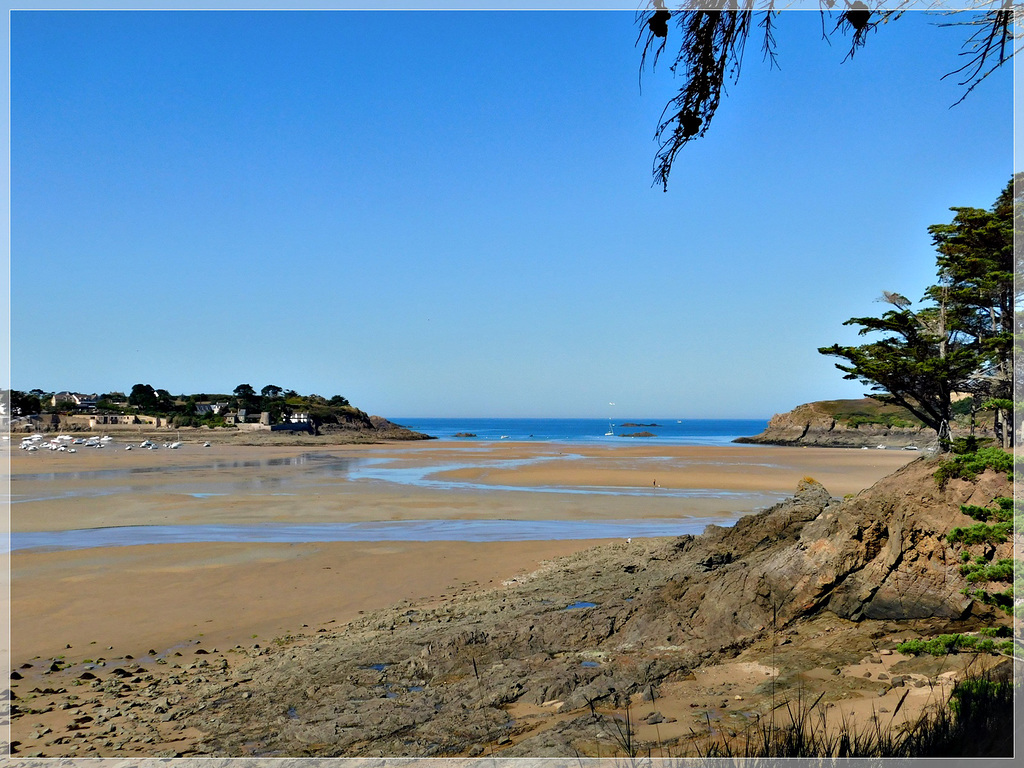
11,10,1014,418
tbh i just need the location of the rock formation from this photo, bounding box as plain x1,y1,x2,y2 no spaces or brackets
736,398,937,448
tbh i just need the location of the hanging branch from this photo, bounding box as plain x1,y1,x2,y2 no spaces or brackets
638,1,1019,190
939,4,1020,106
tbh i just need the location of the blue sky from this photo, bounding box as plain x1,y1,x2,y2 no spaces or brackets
10,10,1014,418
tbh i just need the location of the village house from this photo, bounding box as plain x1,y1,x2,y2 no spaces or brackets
50,392,99,410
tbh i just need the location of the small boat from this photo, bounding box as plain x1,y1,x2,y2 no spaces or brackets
500,435,511,440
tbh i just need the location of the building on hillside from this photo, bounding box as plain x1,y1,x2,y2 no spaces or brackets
195,402,229,416
51,392,99,410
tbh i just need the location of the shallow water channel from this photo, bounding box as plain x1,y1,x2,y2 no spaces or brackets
12,446,786,551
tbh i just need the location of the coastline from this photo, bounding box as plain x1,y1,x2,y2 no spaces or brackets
9,438,942,757
11,440,915,662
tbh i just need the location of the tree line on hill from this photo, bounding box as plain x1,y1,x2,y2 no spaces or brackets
6,384,356,429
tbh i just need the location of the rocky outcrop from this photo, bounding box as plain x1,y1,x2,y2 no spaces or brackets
162,458,1012,757
317,414,433,441
619,460,1011,651
368,415,435,441
736,399,933,448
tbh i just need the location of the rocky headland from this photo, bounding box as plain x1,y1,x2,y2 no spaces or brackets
11,456,1016,758
735,398,983,449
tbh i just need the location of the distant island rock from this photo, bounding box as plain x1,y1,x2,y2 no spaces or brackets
621,422,660,427
620,431,656,438
454,432,477,438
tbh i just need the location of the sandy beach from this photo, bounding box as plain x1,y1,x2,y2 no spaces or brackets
15,439,1007,758
10,440,915,665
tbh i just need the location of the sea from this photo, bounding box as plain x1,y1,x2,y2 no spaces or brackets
392,417,768,446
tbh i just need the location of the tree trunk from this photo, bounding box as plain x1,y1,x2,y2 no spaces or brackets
937,419,952,452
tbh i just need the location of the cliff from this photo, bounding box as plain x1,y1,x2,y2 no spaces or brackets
736,398,936,448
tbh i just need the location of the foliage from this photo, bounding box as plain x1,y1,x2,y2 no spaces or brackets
946,522,1012,546
951,396,976,416
934,447,1013,485
685,670,1013,757
639,5,1015,190
842,412,917,429
819,179,1014,451
959,496,1013,523
10,390,42,416
895,633,1013,656
127,383,172,413
950,435,991,454
960,558,1015,583
962,587,1014,612
23,381,362,428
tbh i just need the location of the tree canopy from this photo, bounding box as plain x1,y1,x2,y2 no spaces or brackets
638,2,1017,189
819,177,1016,449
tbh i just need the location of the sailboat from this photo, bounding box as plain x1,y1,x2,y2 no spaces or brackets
605,402,615,436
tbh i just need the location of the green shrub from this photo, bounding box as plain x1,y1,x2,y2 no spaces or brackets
897,632,1011,656
951,435,992,454
946,522,1013,545
935,448,1013,486
959,498,1014,523
960,558,1015,583
977,626,1012,638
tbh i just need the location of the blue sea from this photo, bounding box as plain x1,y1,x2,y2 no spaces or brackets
392,417,767,446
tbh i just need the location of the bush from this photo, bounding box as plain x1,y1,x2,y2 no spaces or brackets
897,633,1012,656
959,498,1013,523
946,522,1012,545
935,447,1013,485
951,435,991,454
960,558,1015,583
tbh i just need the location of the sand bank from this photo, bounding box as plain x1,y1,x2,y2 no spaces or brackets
12,539,602,665
10,440,916,664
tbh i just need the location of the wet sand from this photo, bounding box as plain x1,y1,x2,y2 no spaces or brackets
11,539,602,665
10,440,916,665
